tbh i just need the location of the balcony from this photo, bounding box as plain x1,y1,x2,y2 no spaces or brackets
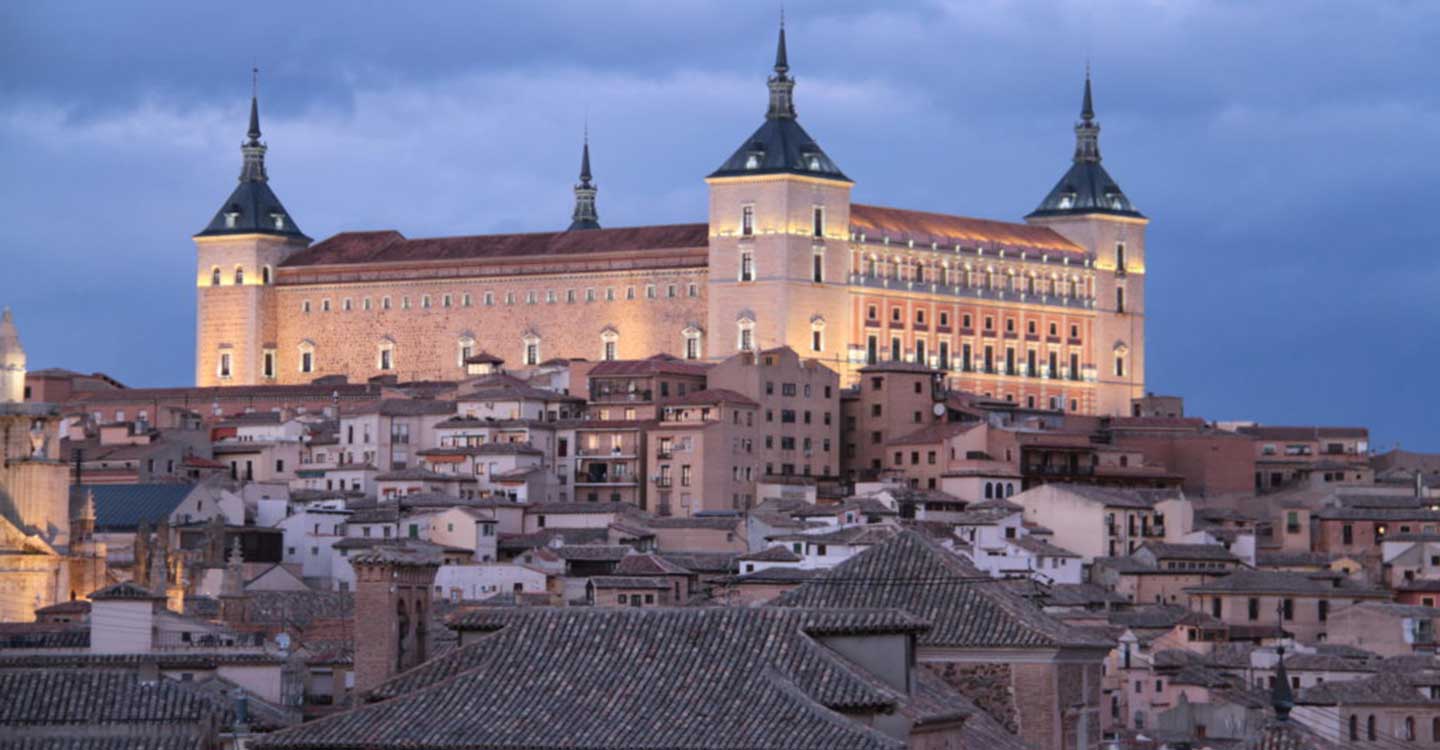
654,477,673,488
592,390,653,403
656,450,673,460
574,473,637,486
578,447,636,459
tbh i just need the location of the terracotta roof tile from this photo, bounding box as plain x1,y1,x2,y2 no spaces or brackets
281,224,709,268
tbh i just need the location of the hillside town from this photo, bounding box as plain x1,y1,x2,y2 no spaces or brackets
4,7,1437,750
3,303,1438,750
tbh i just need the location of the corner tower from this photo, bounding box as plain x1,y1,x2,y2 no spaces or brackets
193,72,310,387
1026,71,1147,415
705,22,853,364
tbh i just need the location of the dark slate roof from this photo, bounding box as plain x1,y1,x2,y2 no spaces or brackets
262,608,942,750
1138,542,1241,562
1184,570,1390,597
89,581,165,601
588,576,670,590
1027,158,1141,219
740,545,804,563
1296,671,1440,706
775,530,1113,649
0,739,203,750
658,552,738,575
709,116,848,181
89,484,197,531
1049,484,1181,509
498,528,609,552
0,669,230,727
612,553,692,576
196,178,307,239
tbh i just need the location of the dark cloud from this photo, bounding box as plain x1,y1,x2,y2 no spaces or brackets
2,0,1437,449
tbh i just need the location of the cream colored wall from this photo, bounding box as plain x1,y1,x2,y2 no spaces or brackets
194,234,306,387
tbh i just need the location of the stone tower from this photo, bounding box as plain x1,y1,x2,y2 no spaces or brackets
352,543,441,694
0,308,68,548
705,23,853,367
194,72,310,387
0,308,25,403
1026,71,1147,416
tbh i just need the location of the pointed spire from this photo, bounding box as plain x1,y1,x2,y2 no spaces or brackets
579,127,593,187
774,8,789,74
766,16,796,120
568,128,600,231
1072,67,1101,164
1271,644,1294,721
240,68,268,183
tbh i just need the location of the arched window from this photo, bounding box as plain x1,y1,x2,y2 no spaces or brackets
600,329,619,361
210,267,221,286
682,327,703,360
1006,483,1015,497
984,482,994,499
736,318,755,352
810,317,825,353
298,340,316,374
457,335,475,367
234,266,245,285
521,334,541,366
261,265,272,285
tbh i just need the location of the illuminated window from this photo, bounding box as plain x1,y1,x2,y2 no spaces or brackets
211,267,222,286
261,265,272,285
234,266,245,285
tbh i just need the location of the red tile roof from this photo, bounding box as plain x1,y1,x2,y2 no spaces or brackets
587,354,711,378
849,203,1083,254
281,223,709,268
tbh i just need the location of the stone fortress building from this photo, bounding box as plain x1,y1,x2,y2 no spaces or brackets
194,26,1147,416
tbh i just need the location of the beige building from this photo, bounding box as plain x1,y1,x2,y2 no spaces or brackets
192,30,1147,417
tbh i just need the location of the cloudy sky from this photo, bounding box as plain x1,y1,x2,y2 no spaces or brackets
2,1,1437,449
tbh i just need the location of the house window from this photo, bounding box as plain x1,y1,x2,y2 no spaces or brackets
378,344,394,371
218,353,232,379
234,266,245,285
740,251,754,282
262,350,276,379
812,248,824,283
683,329,702,360
299,344,315,374
603,338,617,361
1116,242,1127,272
1247,598,1259,621
1116,287,1126,313
741,205,754,236
1115,355,1125,378
812,206,824,237
738,320,755,352
382,296,392,310
210,267,222,286
523,336,541,366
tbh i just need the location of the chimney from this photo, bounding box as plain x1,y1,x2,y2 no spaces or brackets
351,543,441,695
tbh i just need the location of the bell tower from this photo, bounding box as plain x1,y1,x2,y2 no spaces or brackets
194,70,310,387
705,22,853,366
1026,71,1148,415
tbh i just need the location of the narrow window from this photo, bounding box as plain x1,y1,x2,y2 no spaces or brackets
261,265,272,284
740,251,754,282
741,205,754,236
262,350,275,379
234,266,244,285
812,248,824,283
218,353,232,379
1115,355,1125,378
1116,287,1126,313
812,206,824,237
211,267,222,286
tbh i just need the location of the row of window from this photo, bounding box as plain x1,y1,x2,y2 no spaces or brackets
868,306,1084,340
300,283,701,315
858,256,1093,298
208,265,272,286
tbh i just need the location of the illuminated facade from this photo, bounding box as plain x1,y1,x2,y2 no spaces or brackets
194,28,1147,415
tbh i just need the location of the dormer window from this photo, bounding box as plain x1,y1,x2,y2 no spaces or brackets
745,154,760,169
224,211,239,229
270,212,286,230
745,144,765,170
1057,193,1076,210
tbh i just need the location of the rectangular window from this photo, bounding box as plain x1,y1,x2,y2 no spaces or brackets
1116,287,1126,313
811,330,822,352
812,249,824,283
262,350,275,379
740,252,754,282
379,349,393,371
1115,356,1125,377
1247,598,1259,621
812,206,824,237
218,353,232,378
443,294,452,308
301,351,314,373
484,292,494,306
741,205,754,236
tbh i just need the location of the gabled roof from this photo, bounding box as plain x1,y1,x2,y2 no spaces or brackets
850,203,1084,254
89,581,165,601
281,224,708,268
263,608,942,750
0,669,232,728
89,484,198,531
775,530,1113,649
612,553,692,577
